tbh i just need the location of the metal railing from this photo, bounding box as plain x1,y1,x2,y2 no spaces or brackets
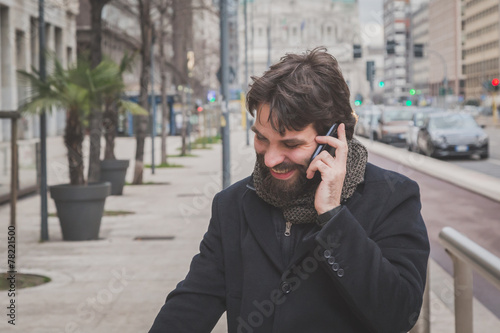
438,226,500,333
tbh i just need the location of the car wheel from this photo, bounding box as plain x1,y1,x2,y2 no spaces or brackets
480,152,489,159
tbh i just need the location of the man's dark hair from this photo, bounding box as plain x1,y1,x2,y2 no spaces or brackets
246,47,357,139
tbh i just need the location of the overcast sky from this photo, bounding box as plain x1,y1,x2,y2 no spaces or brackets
358,0,384,23
358,0,385,46
357,0,426,46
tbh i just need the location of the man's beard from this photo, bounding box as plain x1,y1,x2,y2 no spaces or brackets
255,153,320,202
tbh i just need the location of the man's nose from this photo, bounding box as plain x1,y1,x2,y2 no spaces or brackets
264,147,285,168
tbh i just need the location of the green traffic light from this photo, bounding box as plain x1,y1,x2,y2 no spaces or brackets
379,81,385,88
409,89,416,95
406,100,412,106
355,100,362,106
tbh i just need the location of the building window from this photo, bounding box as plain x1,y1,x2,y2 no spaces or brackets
55,27,63,63
67,47,73,65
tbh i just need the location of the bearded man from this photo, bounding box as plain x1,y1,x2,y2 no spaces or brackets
149,48,430,333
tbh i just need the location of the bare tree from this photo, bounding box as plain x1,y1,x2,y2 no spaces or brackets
132,0,153,184
87,0,113,183
155,0,172,165
172,0,193,156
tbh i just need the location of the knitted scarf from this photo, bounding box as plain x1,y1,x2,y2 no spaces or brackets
252,138,368,224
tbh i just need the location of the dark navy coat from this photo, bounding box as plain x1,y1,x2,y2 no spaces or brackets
149,163,430,333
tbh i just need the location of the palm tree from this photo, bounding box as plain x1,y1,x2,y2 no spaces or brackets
18,58,144,185
102,53,137,160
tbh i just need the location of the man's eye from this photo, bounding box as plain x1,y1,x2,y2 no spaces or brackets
284,143,299,149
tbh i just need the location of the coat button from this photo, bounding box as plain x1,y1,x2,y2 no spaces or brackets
323,250,332,259
327,257,335,265
337,268,344,278
280,281,292,294
332,263,339,272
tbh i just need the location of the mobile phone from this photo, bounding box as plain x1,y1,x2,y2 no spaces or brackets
310,123,339,162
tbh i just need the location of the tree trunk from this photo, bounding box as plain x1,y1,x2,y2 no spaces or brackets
159,11,168,165
103,98,117,160
172,0,193,156
87,107,103,183
65,110,85,186
87,0,111,183
160,69,168,164
133,0,152,184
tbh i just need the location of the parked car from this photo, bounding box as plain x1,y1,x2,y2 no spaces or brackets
375,107,414,145
406,108,443,152
416,112,489,159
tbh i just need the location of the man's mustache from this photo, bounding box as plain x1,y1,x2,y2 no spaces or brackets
256,153,306,173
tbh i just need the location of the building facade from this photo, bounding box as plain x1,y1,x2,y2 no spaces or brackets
462,0,500,103
238,0,366,104
410,2,430,104
0,0,78,141
428,0,464,105
383,0,411,105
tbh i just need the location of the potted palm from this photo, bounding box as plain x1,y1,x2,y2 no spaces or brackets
100,53,143,195
18,59,137,240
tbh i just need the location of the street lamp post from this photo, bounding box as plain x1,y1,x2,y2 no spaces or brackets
220,0,231,189
39,0,49,241
150,24,156,174
244,0,250,146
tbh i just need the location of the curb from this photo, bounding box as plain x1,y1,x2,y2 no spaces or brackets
357,137,500,203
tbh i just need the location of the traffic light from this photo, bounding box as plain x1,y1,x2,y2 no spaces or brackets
353,44,362,59
414,44,424,58
482,79,500,92
406,100,412,106
366,61,375,82
493,78,500,91
379,81,385,88
207,90,216,103
354,93,363,106
386,40,396,54
409,89,416,96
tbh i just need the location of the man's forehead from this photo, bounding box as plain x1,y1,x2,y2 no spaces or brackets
253,116,315,139
255,104,314,132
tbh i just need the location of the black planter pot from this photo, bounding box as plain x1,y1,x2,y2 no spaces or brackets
99,159,130,195
50,182,111,241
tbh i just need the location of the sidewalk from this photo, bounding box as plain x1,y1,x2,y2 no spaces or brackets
1,127,499,332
